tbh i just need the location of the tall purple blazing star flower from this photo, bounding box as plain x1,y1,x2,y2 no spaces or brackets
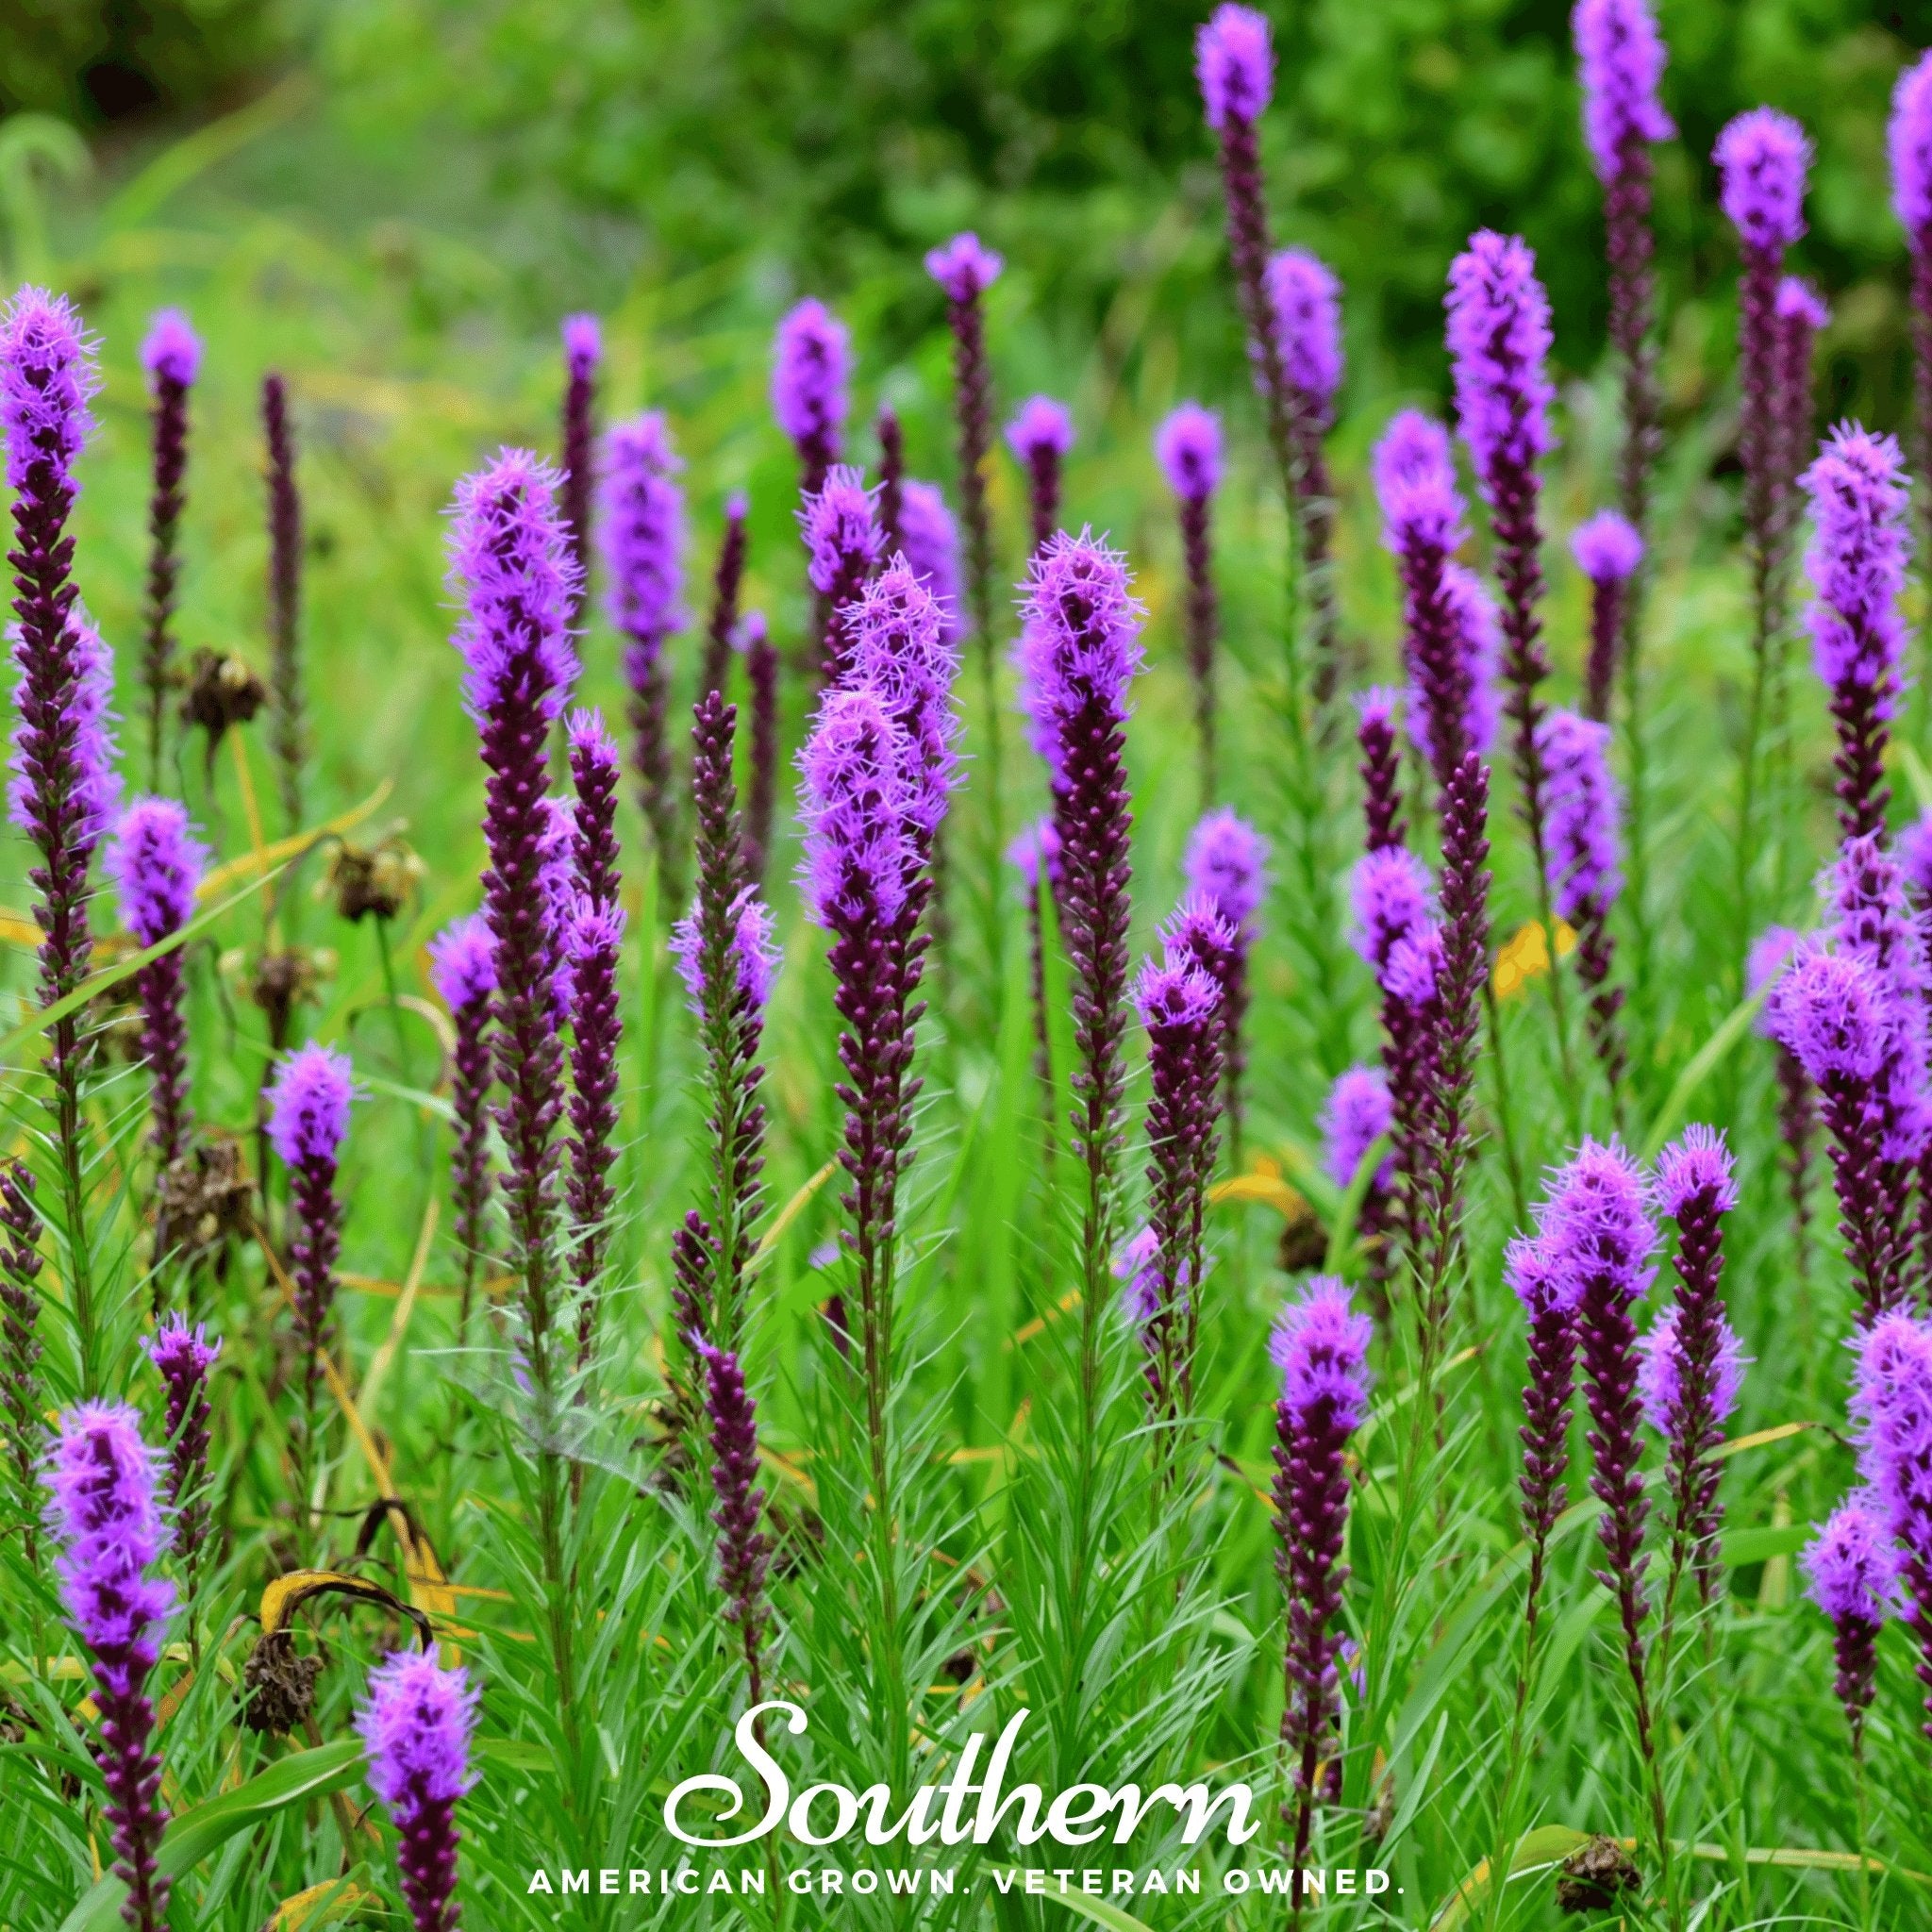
429,913,496,1330
139,308,197,788
1750,924,1815,1278
1804,1497,1898,1755
1574,0,1673,545
3,288,117,1392
599,412,686,891
144,1315,219,1614
1269,1275,1371,1903
1355,686,1407,857
1800,424,1911,842
1007,395,1074,555
1324,1065,1395,1307
694,1339,776,1717
558,311,601,626
772,297,850,496
1893,54,1932,591
1157,403,1224,792
358,1649,478,1932
1572,509,1643,724
801,463,882,686
737,610,779,886
106,798,208,1238
1183,807,1265,1141
1508,1234,1580,1656
698,491,749,705
45,1403,175,1932
1851,1310,1932,1744
1541,708,1625,1091
896,480,963,645
449,449,579,1374
926,232,1003,673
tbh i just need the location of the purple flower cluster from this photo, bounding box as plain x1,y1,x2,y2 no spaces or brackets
558,312,602,624
1716,109,1811,255
1800,424,1911,841
1574,0,1674,183
800,463,883,684
926,233,1002,659
1541,708,1624,1087
1804,1497,1897,1750
358,1649,477,1932
1323,1064,1395,1305
1007,395,1074,553
1354,687,1406,856
1266,248,1344,426
772,297,850,491
45,1404,175,1932
896,480,963,645
1893,56,1932,585
1507,1232,1580,1641
695,1341,775,1712
139,308,198,787
429,913,497,1324
1157,404,1224,786
1195,4,1272,131
1183,808,1265,1133
144,1315,220,1589
1572,509,1642,723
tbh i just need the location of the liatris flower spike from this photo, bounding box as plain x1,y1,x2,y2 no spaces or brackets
1774,278,1827,540
772,297,850,494
599,412,686,887
1645,1125,1742,1616
449,449,579,1366
1183,808,1266,1138
1009,815,1062,1117
1893,54,1932,574
558,310,601,621
1541,1140,1673,1874
430,913,496,1330
1354,686,1406,856
1134,930,1225,1416
896,479,963,645
1850,1310,1932,1739
0,1158,42,1547
875,404,906,554
1803,1497,1898,1754
1410,564,1500,784
1540,709,1625,1090
1269,1275,1371,1894
698,490,748,704
800,462,881,685
1446,231,1558,898
1572,509,1642,723
695,1339,775,1712
1322,1065,1395,1303
1574,0,1671,547
144,1315,220,1605
1749,924,1815,1275
358,1649,478,1932
268,1042,355,1512
564,712,625,1339
1007,395,1074,554
45,1403,175,1932
1801,424,1911,841
107,797,208,1191
139,308,197,788
737,611,779,885
4,287,115,1394
1157,403,1224,790
1508,1235,1579,1638
261,374,307,833
926,232,1003,662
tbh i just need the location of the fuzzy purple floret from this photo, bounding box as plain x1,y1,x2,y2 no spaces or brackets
672,890,777,1019
560,313,600,380
1806,1497,1899,1628
1322,1065,1394,1191
1777,276,1829,334
1270,1275,1372,1422
895,481,963,645
1715,108,1812,253
8,608,120,852
266,1042,356,1169
0,287,96,491
800,464,882,607
449,450,581,722
1540,709,1621,922
1007,815,1061,892
1803,425,1910,695
772,297,850,468
1747,924,1802,1001
1573,508,1643,582
844,556,962,835
1446,231,1557,491
1195,3,1274,129
1007,396,1074,464
1113,1224,1161,1333
1573,0,1674,182
1638,1302,1745,1435
429,912,497,1013
599,413,685,649
358,1648,477,1932
140,309,201,391
1893,54,1932,237
1184,807,1267,935
1266,248,1344,415
798,686,915,930
924,232,1004,302
1349,845,1434,976
106,796,206,947
1156,403,1223,500
1373,408,1462,553
1016,529,1145,783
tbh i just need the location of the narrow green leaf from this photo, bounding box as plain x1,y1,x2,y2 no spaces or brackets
1640,987,1767,1163
992,1874,1158,1930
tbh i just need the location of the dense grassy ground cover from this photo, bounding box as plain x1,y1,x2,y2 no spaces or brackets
1,33,1929,1932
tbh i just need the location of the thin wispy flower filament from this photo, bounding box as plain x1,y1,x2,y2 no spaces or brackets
139,309,196,789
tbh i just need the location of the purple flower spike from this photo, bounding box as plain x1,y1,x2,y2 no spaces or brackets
772,297,850,492
925,231,1003,302
1574,0,1674,184
144,1315,220,1597
1541,709,1625,1087
1852,1310,1932,1744
1350,845,1434,977
1269,1274,1369,1885
737,611,780,887
1008,396,1074,554
1135,925,1225,1418
1894,56,1932,588
0,1159,42,1553
1266,248,1344,423
1184,808,1266,1136
1196,4,1273,129
1774,278,1827,552
1355,686,1407,856
1805,1496,1898,1752
801,462,882,684
799,686,912,927
139,309,197,787
896,480,963,645
670,690,772,1360
845,557,963,839
1156,403,1223,503
268,1042,354,1510
698,493,750,705
1573,508,1642,722
1802,423,1911,841
928,238,1002,676
1157,403,1224,788
1509,1232,1580,1647
1409,564,1499,781
558,312,601,625
45,1402,175,1932
695,1341,775,1710
107,798,208,1180
1715,108,1811,254
1323,1064,1396,1309
429,914,496,1326
358,1650,478,1932
599,412,686,886
1374,408,1462,557
449,449,579,1369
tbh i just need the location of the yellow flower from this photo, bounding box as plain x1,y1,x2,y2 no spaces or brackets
1493,917,1577,998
